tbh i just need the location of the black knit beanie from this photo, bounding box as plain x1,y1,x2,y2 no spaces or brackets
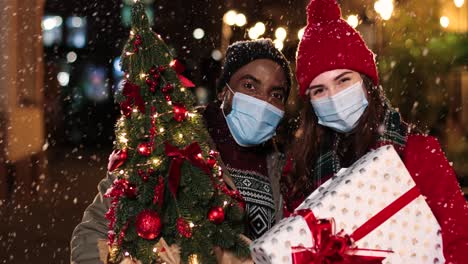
217,38,292,99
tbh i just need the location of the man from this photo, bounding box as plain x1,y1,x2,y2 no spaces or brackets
70,38,292,263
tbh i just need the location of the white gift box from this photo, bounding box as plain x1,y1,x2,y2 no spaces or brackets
251,145,445,264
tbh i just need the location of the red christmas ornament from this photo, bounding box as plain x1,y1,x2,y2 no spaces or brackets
209,150,219,158
133,34,142,53
138,168,154,182
135,210,162,240
150,84,157,93
165,94,172,102
176,217,192,238
207,156,217,169
208,206,225,224
125,183,138,198
158,65,166,72
173,103,187,122
137,169,149,182
162,83,174,93
149,65,158,75
107,149,128,172
137,142,152,156
145,78,153,87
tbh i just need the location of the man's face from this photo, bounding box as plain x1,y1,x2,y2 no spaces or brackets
218,59,288,114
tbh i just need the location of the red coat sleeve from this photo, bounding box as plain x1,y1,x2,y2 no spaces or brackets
404,135,468,264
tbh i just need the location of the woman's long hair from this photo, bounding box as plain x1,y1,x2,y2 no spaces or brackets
283,75,388,202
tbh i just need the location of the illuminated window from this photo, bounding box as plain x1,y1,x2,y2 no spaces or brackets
42,15,63,46
66,16,87,49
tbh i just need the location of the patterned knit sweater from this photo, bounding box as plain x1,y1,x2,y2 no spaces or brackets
203,102,277,240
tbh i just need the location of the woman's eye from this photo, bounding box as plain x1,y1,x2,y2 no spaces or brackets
312,88,323,96
339,77,350,84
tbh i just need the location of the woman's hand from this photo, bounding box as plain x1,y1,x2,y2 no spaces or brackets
156,237,181,264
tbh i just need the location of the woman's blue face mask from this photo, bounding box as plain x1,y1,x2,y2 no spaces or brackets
221,84,284,147
310,81,368,133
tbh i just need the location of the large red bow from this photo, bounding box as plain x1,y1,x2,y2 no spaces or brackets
291,210,389,264
164,141,211,196
291,186,421,263
170,59,195,88
120,81,146,116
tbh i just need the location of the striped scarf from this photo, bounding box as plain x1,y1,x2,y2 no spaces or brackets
309,107,410,191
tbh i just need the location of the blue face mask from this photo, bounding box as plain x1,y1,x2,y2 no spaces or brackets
310,81,368,133
221,84,284,147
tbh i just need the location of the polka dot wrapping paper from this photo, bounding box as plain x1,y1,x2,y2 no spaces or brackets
251,145,445,264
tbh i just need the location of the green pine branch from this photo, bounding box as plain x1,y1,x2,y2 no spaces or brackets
107,2,248,263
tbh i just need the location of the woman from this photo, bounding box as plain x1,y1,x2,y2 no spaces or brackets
283,0,468,263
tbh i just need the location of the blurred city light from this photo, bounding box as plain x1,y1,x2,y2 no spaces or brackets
298,27,305,40
454,0,464,8
66,51,77,63
211,49,223,61
223,10,237,26
374,0,393,20
235,13,247,27
273,39,284,51
57,72,70,86
440,16,450,28
193,28,205,39
248,27,260,39
275,27,287,41
347,15,359,28
254,22,266,35
42,16,62,30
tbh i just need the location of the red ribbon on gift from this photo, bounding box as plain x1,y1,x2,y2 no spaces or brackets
120,81,146,116
291,186,421,264
164,141,211,196
170,59,195,88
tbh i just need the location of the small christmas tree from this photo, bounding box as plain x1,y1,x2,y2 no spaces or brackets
105,2,249,263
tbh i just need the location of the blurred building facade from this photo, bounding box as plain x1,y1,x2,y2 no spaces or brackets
0,0,46,200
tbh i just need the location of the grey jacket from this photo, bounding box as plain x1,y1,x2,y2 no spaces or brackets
70,153,284,264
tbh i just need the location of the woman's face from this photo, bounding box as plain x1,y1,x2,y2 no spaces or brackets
306,69,364,101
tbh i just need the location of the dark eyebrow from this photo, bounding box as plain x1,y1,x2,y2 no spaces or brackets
308,71,354,90
239,74,261,84
333,71,353,81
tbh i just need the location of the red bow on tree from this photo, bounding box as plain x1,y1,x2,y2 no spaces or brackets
291,209,390,264
170,59,195,88
164,141,211,196
120,81,146,117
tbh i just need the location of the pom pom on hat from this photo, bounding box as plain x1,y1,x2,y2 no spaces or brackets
296,0,379,97
307,0,341,24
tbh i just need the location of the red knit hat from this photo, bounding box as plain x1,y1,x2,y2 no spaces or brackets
296,0,379,97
